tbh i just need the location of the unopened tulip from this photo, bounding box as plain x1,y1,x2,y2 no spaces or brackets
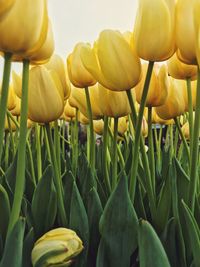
134,0,175,61
45,54,71,99
12,71,22,98
111,117,128,136
28,66,64,123
67,43,96,88
93,119,104,135
79,112,89,125
155,77,185,119
193,0,200,67
69,85,103,119
167,53,197,80
0,0,48,57
152,108,174,125
135,64,169,107
81,30,141,91
98,83,132,118
64,100,76,119
181,122,190,140
10,95,21,116
31,228,83,267
0,1,15,16
176,0,196,64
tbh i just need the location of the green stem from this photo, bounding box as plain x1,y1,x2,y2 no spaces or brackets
102,116,111,194
43,126,52,162
0,53,12,165
4,132,9,170
72,109,79,177
85,87,95,172
45,123,67,226
54,120,61,174
112,117,118,189
7,59,29,235
148,107,155,192
62,120,65,156
186,78,193,154
128,61,154,202
188,68,200,212
174,117,190,163
7,113,16,158
35,124,42,180
26,132,36,187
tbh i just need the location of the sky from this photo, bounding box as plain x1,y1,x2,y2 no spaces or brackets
0,0,138,74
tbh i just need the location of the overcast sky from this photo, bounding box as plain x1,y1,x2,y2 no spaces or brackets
0,0,138,74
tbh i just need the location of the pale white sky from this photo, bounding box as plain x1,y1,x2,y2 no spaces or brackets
0,0,138,74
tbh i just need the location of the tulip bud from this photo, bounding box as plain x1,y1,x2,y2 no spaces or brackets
181,122,190,140
64,100,76,120
93,119,104,135
134,0,175,61
12,70,22,98
67,43,96,88
10,95,21,116
0,0,48,57
98,83,132,118
193,0,200,67
79,112,89,125
0,0,15,17
28,66,64,123
31,228,83,267
152,108,174,125
167,53,197,80
135,64,169,107
155,77,185,119
80,30,141,91
111,117,128,136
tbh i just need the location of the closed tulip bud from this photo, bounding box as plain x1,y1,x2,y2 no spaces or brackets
64,100,76,119
152,108,174,125
45,54,71,100
111,117,128,136
28,66,64,123
10,95,21,116
80,30,141,91
31,228,83,267
67,43,96,88
0,0,48,56
167,53,197,80
79,112,89,125
193,0,200,67
134,0,175,61
93,119,104,135
182,122,190,140
135,64,169,107
12,70,22,98
69,85,103,119
4,117,17,131
176,0,196,64
155,77,185,119
98,83,131,118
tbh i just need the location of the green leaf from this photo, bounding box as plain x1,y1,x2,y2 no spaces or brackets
31,164,57,238
96,174,138,267
182,201,200,267
22,228,34,267
139,220,170,267
0,218,25,267
0,184,10,244
63,171,75,221
175,158,189,204
69,182,89,267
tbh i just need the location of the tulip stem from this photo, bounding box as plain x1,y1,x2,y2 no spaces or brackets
35,124,42,180
54,120,61,174
102,116,111,194
128,61,154,203
45,123,67,226
148,107,155,193
0,52,12,166
7,59,29,235
188,67,200,212
186,78,193,157
112,117,119,189
174,117,190,163
85,87,95,172
72,108,79,177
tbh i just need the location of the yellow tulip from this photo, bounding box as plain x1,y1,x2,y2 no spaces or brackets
167,53,197,79
45,54,71,100
111,117,128,136
12,70,22,98
10,95,21,116
7,85,16,111
0,0,48,57
193,0,200,66
80,30,141,91
98,83,132,118
69,85,103,119
93,119,104,135
64,100,76,119
0,0,15,16
152,108,174,125
134,0,175,61
28,66,64,123
176,0,196,64
79,112,89,125
31,228,83,267
182,80,197,111
135,64,169,107
155,77,185,119
181,122,190,140
67,43,96,88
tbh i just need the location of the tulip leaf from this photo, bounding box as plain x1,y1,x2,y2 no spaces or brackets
0,184,10,244
139,220,170,267
31,164,57,238
96,173,138,267
22,228,34,267
182,200,200,267
0,218,25,267
69,181,89,267
63,171,75,221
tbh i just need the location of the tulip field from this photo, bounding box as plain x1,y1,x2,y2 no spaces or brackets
1,0,200,267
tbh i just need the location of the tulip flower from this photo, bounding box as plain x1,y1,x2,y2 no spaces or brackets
93,119,104,135
98,83,132,118
182,80,197,111
28,66,64,123
64,100,76,120
135,64,169,107
134,0,175,61
80,30,141,91
151,108,174,125
12,70,22,98
167,53,197,80
45,54,71,100
67,43,96,88
0,0,48,56
181,122,190,140
10,95,21,116
111,117,128,136
79,112,89,125
69,85,103,119
193,0,200,67
0,0,15,16
155,77,185,119
31,228,83,267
